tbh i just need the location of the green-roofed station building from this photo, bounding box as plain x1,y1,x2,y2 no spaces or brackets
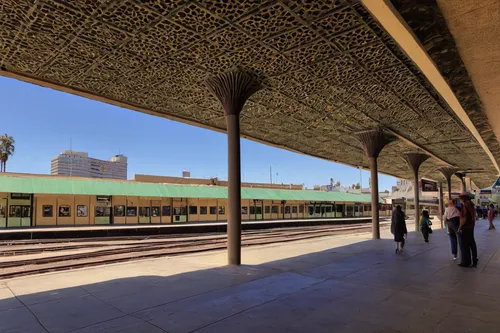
0,173,388,228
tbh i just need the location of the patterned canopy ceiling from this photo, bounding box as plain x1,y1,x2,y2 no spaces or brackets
0,0,496,189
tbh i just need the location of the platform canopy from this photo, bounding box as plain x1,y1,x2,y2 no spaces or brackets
1,0,498,190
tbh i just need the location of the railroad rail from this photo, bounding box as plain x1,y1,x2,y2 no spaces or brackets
0,221,390,279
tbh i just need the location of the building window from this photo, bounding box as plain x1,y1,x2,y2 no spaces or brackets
139,207,150,217
285,206,291,214
326,206,332,213
315,206,321,214
265,206,270,214
256,206,262,215
22,206,31,218
42,205,53,217
162,206,171,216
200,206,207,215
9,206,21,217
189,206,197,215
174,207,186,215
250,206,256,215
126,206,137,217
114,205,125,217
59,205,71,217
210,206,217,215
218,206,225,215
241,206,248,214
77,205,88,217
308,206,314,216
96,206,111,217
151,207,160,217
292,206,298,214
271,206,278,214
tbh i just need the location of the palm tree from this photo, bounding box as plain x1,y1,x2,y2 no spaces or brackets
0,134,15,172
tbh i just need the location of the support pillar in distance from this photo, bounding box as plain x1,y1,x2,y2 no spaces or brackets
403,152,430,232
455,172,467,192
438,166,459,200
439,182,444,228
353,129,396,239
205,69,261,265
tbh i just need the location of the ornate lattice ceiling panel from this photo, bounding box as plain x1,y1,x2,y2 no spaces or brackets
0,0,497,188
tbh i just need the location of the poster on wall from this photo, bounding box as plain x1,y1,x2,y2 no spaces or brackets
77,205,88,217
114,205,125,217
42,205,53,217
421,179,438,192
59,206,71,217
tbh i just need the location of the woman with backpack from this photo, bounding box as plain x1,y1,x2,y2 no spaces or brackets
420,210,432,242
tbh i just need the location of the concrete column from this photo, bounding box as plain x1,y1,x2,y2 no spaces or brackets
455,172,466,192
438,166,459,200
205,69,261,265
353,129,396,239
403,152,430,232
368,156,380,239
439,182,444,228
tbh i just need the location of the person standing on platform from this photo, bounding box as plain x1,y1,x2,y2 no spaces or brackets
420,210,432,242
458,193,478,267
476,205,482,221
488,204,496,230
444,199,461,261
391,205,407,254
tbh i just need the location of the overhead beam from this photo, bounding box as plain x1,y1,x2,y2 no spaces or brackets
385,127,451,166
362,0,500,175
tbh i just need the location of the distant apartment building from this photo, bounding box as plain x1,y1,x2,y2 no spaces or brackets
50,150,127,180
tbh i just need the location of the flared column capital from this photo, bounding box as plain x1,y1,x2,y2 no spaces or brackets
403,152,430,175
353,129,396,158
438,166,459,182
205,69,262,116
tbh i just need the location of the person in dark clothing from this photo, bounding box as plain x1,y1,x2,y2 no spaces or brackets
420,210,432,242
391,205,407,254
458,193,478,267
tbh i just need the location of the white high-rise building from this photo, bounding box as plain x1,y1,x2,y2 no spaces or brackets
51,150,127,179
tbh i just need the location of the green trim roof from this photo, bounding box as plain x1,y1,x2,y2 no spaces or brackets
0,175,379,203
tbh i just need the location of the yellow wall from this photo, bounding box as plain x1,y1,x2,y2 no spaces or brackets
151,199,161,224
241,199,250,221
74,195,90,225
6,191,380,228
138,197,151,224
57,195,75,226
199,198,217,221
35,195,57,226
217,199,227,221
126,197,139,224
188,198,199,222
161,198,172,223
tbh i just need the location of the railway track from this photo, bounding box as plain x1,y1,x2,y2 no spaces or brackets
0,221,389,279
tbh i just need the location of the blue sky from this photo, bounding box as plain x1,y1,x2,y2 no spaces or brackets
0,76,397,190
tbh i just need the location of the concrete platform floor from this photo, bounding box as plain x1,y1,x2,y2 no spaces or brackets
1,219,499,333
